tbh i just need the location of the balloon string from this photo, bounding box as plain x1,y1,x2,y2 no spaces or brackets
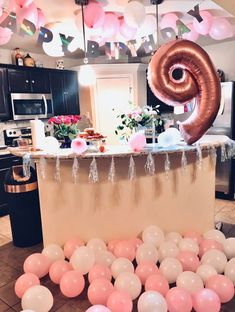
155,3,160,50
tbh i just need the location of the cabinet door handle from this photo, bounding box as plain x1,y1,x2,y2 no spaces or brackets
32,80,35,84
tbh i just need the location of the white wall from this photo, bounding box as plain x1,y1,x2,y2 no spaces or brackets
204,40,235,81
0,48,80,69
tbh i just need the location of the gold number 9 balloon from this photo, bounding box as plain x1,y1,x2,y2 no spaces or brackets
147,39,221,145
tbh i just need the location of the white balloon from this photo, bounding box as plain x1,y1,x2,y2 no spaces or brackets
157,128,181,147
142,225,165,248
42,136,60,153
111,257,134,279
86,238,107,253
159,257,183,284
42,244,65,264
176,271,204,294
95,250,116,267
196,264,217,284
178,238,199,255
124,1,146,28
136,242,159,264
21,285,53,312
158,241,179,262
203,229,226,244
223,238,235,260
138,290,167,312
70,246,95,274
224,258,235,285
136,14,156,38
201,249,227,273
114,272,142,300
165,232,182,245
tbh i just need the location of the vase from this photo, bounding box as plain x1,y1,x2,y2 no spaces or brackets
60,137,72,148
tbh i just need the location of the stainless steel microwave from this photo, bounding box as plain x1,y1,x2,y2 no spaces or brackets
11,93,54,121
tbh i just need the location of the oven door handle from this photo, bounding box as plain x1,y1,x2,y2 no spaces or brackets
42,94,48,117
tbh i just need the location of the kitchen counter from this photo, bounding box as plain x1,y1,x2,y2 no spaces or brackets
8,135,233,246
8,135,231,159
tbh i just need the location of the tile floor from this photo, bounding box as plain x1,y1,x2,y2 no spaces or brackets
0,199,235,311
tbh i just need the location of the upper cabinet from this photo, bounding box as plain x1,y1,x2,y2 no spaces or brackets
0,68,10,119
7,68,51,94
50,70,80,116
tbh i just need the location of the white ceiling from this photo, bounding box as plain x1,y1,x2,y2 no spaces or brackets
1,0,235,59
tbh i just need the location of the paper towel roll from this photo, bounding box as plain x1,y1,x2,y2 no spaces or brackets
30,119,46,150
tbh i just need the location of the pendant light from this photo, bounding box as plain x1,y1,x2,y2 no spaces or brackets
151,0,165,50
75,0,96,86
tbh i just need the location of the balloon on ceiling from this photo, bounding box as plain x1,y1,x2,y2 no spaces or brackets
147,38,221,145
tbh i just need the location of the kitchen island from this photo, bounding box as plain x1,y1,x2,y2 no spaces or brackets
9,135,233,246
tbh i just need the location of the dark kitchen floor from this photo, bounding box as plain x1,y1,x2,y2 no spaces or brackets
0,199,235,311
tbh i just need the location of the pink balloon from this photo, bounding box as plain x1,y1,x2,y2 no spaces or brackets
0,27,12,45
166,287,193,312
199,239,223,258
63,237,85,260
107,290,133,312
7,0,17,12
160,13,178,32
16,1,38,25
86,305,111,312
119,16,137,40
107,239,120,253
84,1,105,29
193,11,213,35
113,240,136,261
135,261,160,285
129,237,143,250
23,253,51,278
193,288,221,312
102,12,119,40
14,273,40,299
88,264,112,284
206,274,234,303
88,278,114,305
183,230,202,245
209,17,234,40
36,8,45,29
59,270,85,298
128,132,146,152
71,138,87,154
49,260,72,284
16,0,33,7
177,251,200,272
145,274,169,296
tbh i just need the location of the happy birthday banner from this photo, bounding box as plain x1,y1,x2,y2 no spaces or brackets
0,3,233,59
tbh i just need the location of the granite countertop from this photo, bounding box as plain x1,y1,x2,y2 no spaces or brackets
7,135,232,160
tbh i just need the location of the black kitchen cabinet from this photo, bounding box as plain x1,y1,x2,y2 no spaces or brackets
7,68,50,94
0,68,10,119
50,70,80,115
0,154,22,216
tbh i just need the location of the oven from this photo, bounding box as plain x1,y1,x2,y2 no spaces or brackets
11,93,54,120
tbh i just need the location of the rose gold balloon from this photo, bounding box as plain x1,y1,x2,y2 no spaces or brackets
148,39,221,144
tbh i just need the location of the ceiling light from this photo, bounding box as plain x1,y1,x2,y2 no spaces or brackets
75,0,96,86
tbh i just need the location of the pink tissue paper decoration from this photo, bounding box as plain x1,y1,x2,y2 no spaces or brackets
71,138,87,154
129,132,146,152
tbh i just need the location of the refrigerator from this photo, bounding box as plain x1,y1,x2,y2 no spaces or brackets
208,81,235,199
173,81,235,199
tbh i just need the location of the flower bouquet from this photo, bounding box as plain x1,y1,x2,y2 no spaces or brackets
47,115,81,148
115,106,163,139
